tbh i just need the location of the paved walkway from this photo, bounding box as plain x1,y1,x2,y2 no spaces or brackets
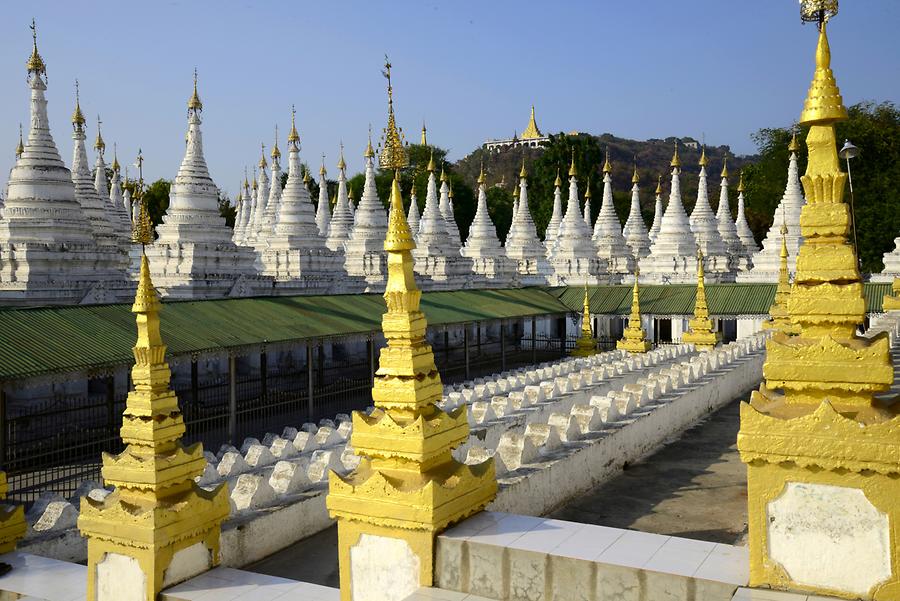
246,394,751,585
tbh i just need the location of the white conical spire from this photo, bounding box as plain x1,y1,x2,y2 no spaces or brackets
250,149,270,246
236,175,253,244
462,170,503,258
93,130,128,240
688,149,731,278
123,170,133,223
735,172,758,257
648,175,664,243
347,185,355,216
639,144,698,283
244,168,262,244
592,156,633,277
71,92,119,247
259,132,283,241
407,182,421,238
505,162,550,283
549,156,598,262
414,162,456,255
232,186,245,244
326,144,353,252
714,160,743,268
544,168,564,252
583,184,592,229
741,136,805,281
622,166,651,260
315,157,330,237
438,167,461,247
345,134,388,254
108,148,129,235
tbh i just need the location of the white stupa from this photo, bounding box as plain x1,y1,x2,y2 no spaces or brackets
325,145,354,252
407,181,421,238
438,166,462,248
592,153,635,280
259,108,342,293
648,175,664,243
249,148,270,247
688,148,732,281
734,172,758,262
315,157,330,237
231,185,245,245
543,168,564,254
622,165,651,261
0,28,127,305
344,134,389,289
257,131,283,243
504,160,551,285
148,72,271,299
91,121,129,241
715,159,750,273
547,152,604,285
461,164,513,286
739,135,805,281
639,143,699,283
105,144,131,240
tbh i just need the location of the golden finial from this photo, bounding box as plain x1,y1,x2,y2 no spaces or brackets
554,167,562,187
337,142,346,171
800,0,838,28
440,163,447,183
568,149,577,177
788,130,800,153
420,121,427,146
737,170,745,192
426,149,436,172
15,124,24,158
26,19,46,77
112,143,120,172
384,174,415,252
513,181,520,199
720,155,729,179
252,166,258,190
271,125,281,160
477,160,485,185
699,145,708,167
72,80,85,128
655,174,663,194
188,68,203,112
319,154,326,177
632,163,640,184
259,143,267,169
585,176,592,199
243,166,249,188
409,181,415,196
93,115,105,152
349,183,356,201
303,167,311,185
365,124,375,158
131,149,152,245
519,157,528,179
449,179,454,199
378,56,409,170
288,105,300,144
696,247,705,284
799,21,847,125
522,104,542,140
670,141,681,168
602,148,612,174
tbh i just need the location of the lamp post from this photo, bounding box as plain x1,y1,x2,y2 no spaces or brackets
839,139,860,272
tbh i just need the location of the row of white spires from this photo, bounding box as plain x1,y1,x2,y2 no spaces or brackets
4,36,888,305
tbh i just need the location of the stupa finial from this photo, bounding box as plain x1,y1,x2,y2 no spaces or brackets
378,55,408,170
699,145,708,167
603,148,612,174
188,68,202,113
720,154,729,178
15,123,24,158
568,149,577,177
655,174,663,194
26,18,46,77
259,143,267,169
271,125,281,160
71,79,85,130
93,115,105,153
288,105,300,145
520,156,528,179
670,140,681,168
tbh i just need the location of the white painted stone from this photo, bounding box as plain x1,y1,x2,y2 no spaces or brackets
217,451,250,478
292,431,318,454
767,482,891,596
350,533,420,601
230,473,277,512
240,438,261,455
244,444,276,468
196,463,219,487
96,552,146,601
307,449,344,482
315,426,342,447
26,494,77,532
269,437,298,460
269,459,311,495
162,542,211,588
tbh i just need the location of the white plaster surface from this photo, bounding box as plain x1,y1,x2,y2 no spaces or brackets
350,534,420,601
767,482,891,596
162,542,211,588
96,552,146,601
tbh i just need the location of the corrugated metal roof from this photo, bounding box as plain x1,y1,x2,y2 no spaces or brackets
0,288,570,380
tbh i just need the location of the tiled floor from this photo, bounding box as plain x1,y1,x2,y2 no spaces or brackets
162,567,340,601
0,552,86,601
731,587,843,601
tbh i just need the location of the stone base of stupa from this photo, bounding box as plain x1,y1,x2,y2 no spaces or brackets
413,255,472,290
547,257,604,286
343,248,388,290
465,256,515,289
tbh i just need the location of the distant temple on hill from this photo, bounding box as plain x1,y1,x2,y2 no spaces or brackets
483,105,550,152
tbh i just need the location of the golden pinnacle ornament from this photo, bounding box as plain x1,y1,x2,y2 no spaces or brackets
681,249,721,350
571,284,598,357
617,267,652,353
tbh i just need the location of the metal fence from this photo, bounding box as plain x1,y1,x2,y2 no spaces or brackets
2,328,591,503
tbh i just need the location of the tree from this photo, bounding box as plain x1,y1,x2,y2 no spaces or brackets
743,101,900,274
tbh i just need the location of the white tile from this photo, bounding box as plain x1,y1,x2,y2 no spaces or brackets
411,587,469,601
731,586,808,600
440,511,509,540
551,522,624,561
595,529,669,569
232,581,309,601
660,535,718,555
465,513,544,547
193,583,258,601
644,545,711,578
694,548,749,586
504,518,578,553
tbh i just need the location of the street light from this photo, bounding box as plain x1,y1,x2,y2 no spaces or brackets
839,139,860,272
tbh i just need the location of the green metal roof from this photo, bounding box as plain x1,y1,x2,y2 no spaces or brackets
0,288,570,381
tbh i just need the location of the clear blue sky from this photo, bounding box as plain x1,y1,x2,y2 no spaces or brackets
0,1,897,200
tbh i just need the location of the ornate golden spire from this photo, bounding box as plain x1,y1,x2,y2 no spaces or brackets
111,143,120,172
737,170,745,192
617,266,651,353
449,179,455,199
585,177,592,199
271,125,281,160
440,163,447,182
15,124,23,158
788,131,800,153
337,142,346,171
571,284,597,357
26,19,46,77
377,56,408,170
656,174,663,194
699,145,708,167
71,80,85,129
521,104,543,139
288,105,300,145
426,148,436,172
519,157,527,179
131,150,152,245
259,143,268,169
670,140,681,168
720,155,729,178
303,167,311,186
188,68,203,113
93,115,105,153
319,154,326,177
365,124,375,158
555,167,562,187
632,163,640,184
568,149,577,177
799,22,847,125
420,121,427,146
681,248,721,350
384,175,415,252
477,160,486,185
602,148,612,174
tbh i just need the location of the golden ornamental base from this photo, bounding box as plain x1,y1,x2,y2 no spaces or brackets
617,331,651,353
570,337,598,357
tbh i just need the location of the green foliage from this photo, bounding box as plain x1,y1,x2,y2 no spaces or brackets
486,186,514,243
743,101,900,274
218,191,236,227
135,179,171,228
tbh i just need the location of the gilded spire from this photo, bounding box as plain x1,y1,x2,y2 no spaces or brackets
448,179,454,199
568,149,577,177
681,247,720,349
519,157,527,179
259,143,268,169
188,68,202,113
521,104,543,139
377,56,408,170
571,284,597,357
670,140,681,168
426,148,436,172
616,263,651,353
799,22,848,125
632,163,640,184
737,170,745,192
26,19,46,77
302,167,311,186
271,125,281,160
384,175,415,251
71,80,85,129
93,115,105,153
477,160,485,185
420,121,427,146
699,145,708,167
720,155,729,178
365,124,375,158
440,163,447,182
288,105,300,145
555,167,562,187
131,150,152,245
655,174,663,194
788,131,800,153
111,142,120,172
319,154,326,177
15,124,23,158
337,142,346,171
585,177,593,199
602,148,612,174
